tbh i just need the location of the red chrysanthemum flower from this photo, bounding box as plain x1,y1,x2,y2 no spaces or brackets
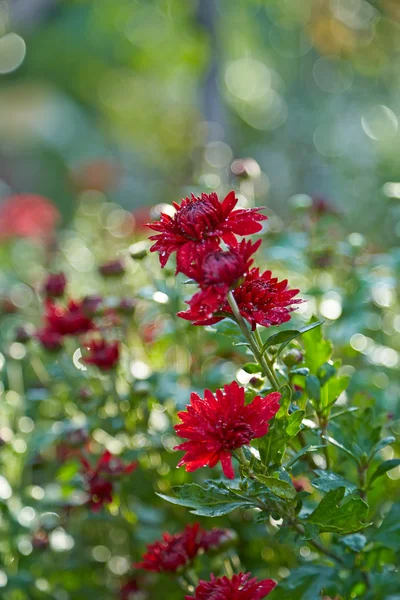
0,194,60,240
81,450,137,512
147,191,267,272
120,579,142,600
178,238,261,317
199,528,236,552
135,523,202,573
44,299,95,336
185,572,276,600
82,338,120,371
36,327,63,352
178,268,302,330
42,272,67,298
174,381,280,479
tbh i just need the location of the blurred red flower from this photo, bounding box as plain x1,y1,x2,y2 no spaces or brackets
0,194,59,240
178,268,302,329
120,579,142,600
82,338,120,371
178,238,261,319
174,381,280,479
44,299,94,336
81,450,137,512
42,272,67,298
147,191,266,272
136,523,202,573
36,327,63,352
185,573,276,600
99,258,126,277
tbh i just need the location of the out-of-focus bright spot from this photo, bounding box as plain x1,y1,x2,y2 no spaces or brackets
387,465,400,481
372,284,395,308
361,105,398,141
0,427,13,442
92,545,111,562
348,232,365,246
225,59,271,102
278,567,290,578
107,556,130,575
372,372,389,388
35,579,50,592
331,0,378,28
50,528,75,552
296,295,317,320
240,91,288,131
199,173,221,189
152,291,168,304
30,486,45,500
300,546,311,558
106,439,123,454
73,348,87,371
313,57,353,93
383,182,400,199
149,409,169,433
18,506,36,527
9,342,26,360
205,142,233,168
0,571,7,587
18,539,33,556
393,315,400,332
130,360,151,379
236,369,254,385
153,203,175,218
13,438,27,453
0,33,26,74
289,194,312,209
10,283,33,308
320,297,342,320
0,353,5,371
19,416,34,433
0,475,12,500
350,333,367,352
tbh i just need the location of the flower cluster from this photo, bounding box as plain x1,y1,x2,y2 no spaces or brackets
33,272,126,369
147,190,301,328
136,523,235,573
80,450,137,511
186,572,276,600
174,381,280,479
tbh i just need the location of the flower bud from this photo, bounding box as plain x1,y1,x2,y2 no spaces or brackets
283,349,303,367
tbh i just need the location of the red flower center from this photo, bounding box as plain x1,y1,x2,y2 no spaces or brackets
176,199,220,240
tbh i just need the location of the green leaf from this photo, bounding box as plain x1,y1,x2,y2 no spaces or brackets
262,320,324,355
286,445,326,470
290,367,309,376
302,319,332,374
307,487,370,534
253,475,296,500
341,533,367,552
368,436,395,460
242,362,262,374
312,470,357,494
369,459,400,485
317,362,336,385
306,375,321,403
156,483,252,517
323,435,360,463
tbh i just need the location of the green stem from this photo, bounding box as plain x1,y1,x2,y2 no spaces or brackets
227,292,279,391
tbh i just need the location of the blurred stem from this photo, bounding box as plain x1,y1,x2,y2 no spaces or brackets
254,328,280,389
293,523,345,566
227,292,278,391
